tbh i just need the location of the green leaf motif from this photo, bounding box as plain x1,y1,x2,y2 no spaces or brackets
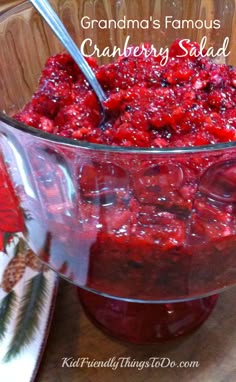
3,273,48,362
0,291,17,341
3,233,15,254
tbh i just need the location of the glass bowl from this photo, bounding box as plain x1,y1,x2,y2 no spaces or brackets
1,0,236,343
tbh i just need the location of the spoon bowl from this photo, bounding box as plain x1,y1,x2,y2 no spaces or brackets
29,0,107,107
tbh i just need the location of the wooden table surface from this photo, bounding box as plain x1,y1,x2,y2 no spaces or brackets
36,280,236,382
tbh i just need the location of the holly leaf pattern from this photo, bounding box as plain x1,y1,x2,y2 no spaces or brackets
0,291,17,341
3,273,48,362
3,233,15,254
0,155,54,364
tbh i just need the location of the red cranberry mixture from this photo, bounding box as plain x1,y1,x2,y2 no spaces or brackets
12,40,236,300
15,39,236,148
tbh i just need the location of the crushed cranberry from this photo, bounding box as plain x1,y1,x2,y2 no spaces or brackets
14,39,236,148
12,39,236,302
10,40,236,342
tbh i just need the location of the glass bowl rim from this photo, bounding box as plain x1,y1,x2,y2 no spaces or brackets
1,0,236,155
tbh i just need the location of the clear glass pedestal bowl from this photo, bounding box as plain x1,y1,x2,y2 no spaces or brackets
1,0,236,344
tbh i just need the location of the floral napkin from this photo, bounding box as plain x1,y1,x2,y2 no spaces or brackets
0,149,58,381
0,233,58,382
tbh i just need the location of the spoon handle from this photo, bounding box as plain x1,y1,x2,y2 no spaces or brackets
30,0,107,103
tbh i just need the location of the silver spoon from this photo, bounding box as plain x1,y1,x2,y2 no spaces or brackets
30,0,107,105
